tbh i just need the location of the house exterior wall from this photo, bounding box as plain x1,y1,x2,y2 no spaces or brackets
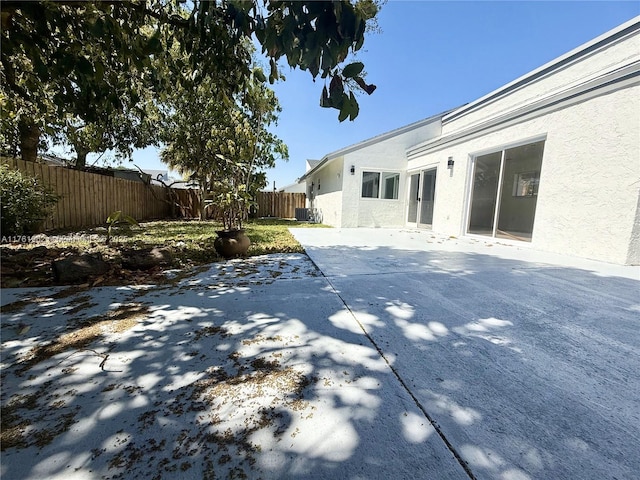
345,148,407,228
341,121,442,227
629,194,640,265
408,82,640,264
306,157,344,226
299,19,639,264
302,119,442,227
279,182,306,193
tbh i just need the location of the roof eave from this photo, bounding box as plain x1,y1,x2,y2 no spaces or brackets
298,109,455,182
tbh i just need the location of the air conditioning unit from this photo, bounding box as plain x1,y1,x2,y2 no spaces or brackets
295,208,310,221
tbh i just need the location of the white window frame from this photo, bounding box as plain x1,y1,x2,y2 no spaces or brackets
361,170,401,200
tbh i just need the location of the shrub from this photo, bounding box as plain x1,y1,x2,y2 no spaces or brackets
0,164,58,237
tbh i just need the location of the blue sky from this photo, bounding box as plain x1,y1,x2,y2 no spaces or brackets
129,1,639,189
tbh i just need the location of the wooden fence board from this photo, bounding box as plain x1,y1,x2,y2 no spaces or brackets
39,163,52,230
1,158,174,231
1,158,307,230
175,191,306,220
255,192,306,219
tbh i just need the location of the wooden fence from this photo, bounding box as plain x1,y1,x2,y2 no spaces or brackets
255,192,306,219
2,158,307,229
2,157,171,231
172,188,201,219
168,191,307,220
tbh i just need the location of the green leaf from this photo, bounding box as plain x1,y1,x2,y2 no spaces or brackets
349,92,359,121
338,102,350,122
355,20,366,51
254,68,266,83
147,34,162,54
355,76,377,95
120,213,139,227
320,85,330,108
342,62,364,79
77,57,93,75
329,74,343,99
94,61,104,82
107,211,122,224
269,58,278,83
91,17,104,37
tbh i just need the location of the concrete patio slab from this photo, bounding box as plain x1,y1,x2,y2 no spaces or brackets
290,228,640,480
0,254,467,480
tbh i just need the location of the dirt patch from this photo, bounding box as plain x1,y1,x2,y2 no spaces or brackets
193,325,230,341
103,340,317,479
0,380,82,451
0,243,217,289
16,303,148,374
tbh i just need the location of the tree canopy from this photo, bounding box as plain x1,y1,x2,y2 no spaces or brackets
1,1,380,162
161,52,288,227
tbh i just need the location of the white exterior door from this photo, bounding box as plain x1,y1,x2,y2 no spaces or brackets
407,168,437,227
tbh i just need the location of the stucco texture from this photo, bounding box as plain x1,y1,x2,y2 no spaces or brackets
408,83,640,264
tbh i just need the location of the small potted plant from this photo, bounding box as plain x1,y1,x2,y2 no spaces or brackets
160,65,288,259
212,173,252,258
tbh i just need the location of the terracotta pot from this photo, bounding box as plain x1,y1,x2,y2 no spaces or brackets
214,229,251,258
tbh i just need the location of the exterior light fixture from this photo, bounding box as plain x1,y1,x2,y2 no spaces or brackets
350,165,355,175
447,156,454,169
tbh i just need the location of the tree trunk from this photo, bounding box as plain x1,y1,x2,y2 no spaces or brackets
75,148,89,168
198,187,206,221
18,120,40,162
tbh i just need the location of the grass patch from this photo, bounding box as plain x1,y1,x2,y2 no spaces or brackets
109,218,328,260
1,219,328,287
244,219,329,256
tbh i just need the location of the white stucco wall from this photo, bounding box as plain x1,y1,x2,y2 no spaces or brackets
278,182,306,193
348,156,406,228
628,195,640,265
306,157,344,227
302,119,442,228
339,120,442,227
533,85,639,264
408,83,640,264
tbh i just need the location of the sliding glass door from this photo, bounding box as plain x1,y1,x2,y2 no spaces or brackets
407,173,419,223
419,169,436,227
467,140,544,242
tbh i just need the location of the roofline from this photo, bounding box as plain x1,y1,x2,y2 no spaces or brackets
443,16,640,124
407,64,639,158
298,109,457,182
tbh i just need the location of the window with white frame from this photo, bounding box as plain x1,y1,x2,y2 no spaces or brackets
361,171,400,199
382,172,399,199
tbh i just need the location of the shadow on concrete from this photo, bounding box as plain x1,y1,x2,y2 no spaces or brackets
305,244,640,480
1,247,638,480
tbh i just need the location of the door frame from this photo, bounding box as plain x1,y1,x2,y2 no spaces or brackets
464,135,546,241
406,167,438,228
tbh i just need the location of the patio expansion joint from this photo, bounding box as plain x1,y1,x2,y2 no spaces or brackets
312,263,478,480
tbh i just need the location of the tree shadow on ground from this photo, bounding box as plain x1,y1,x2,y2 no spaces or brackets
2,247,639,479
306,244,640,480
0,254,466,480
